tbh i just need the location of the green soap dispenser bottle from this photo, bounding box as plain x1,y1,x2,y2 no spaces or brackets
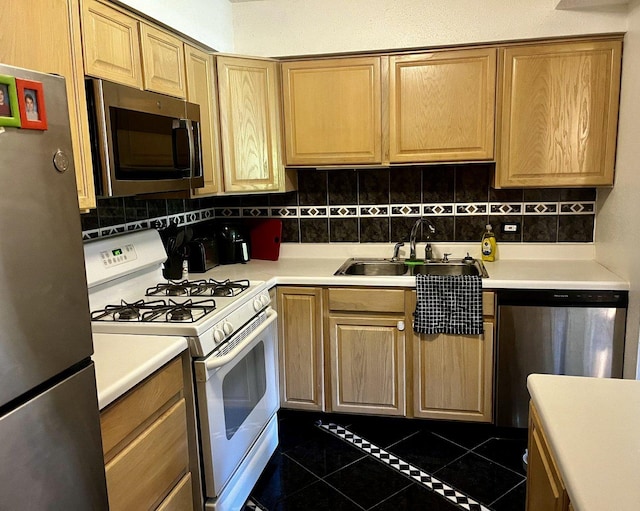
481,224,497,262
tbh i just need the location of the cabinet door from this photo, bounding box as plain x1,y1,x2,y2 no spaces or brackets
328,315,406,416
185,45,223,196
140,23,186,98
81,0,143,89
217,56,284,192
496,40,621,188
390,48,496,162
412,322,494,422
1,0,96,210
277,287,324,410
281,57,382,165
526,403,570,511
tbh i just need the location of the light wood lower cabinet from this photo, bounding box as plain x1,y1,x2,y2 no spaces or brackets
328,314,406,416
277,286,496,421
327,288,406,416
410,291,495,422
526,402,571,511
277,287,325,410
100,356,195,511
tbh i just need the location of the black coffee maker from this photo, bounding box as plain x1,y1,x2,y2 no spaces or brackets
216,222,250,264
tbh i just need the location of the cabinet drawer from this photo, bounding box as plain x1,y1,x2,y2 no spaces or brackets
157,472,194,511
100,357,184,458
105,399,189,511
328,288,405,313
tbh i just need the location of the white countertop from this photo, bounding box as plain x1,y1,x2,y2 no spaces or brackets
527,374,640,511
192,256,629,291
90,252,627,410
92,333,188,410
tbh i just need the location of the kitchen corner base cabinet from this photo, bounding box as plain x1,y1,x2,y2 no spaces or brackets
496,38,622,188
526,402,571,511
100,356,195,511
277,287,325,411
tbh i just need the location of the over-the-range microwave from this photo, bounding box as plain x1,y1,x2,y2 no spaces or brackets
85,78,204,197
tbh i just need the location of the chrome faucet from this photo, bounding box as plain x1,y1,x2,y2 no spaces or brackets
391,241,404,261
409,218,436,260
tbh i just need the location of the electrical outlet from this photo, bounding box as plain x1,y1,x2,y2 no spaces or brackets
502,222,520,234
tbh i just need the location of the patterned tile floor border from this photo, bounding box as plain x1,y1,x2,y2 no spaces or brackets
318,421,492,511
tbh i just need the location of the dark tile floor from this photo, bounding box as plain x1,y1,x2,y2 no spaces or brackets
248,410,528,511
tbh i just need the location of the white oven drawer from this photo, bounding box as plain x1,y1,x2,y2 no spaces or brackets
194,309,279,498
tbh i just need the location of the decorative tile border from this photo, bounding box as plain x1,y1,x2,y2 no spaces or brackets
82,199,596,241
318,422,492,511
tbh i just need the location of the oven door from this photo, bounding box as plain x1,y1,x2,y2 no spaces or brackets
194,308,279,498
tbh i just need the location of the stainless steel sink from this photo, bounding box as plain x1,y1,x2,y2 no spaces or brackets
409,261,487,277
335,259,407,276
334,258,488,277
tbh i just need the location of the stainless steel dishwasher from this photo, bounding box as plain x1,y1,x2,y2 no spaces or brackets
495,289,627,428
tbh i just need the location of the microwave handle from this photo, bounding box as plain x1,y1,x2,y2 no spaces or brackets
171,118,196,174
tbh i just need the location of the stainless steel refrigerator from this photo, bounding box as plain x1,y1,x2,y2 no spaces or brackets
0,63,108,508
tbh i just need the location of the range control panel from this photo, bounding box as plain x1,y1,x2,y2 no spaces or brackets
100,243,137,268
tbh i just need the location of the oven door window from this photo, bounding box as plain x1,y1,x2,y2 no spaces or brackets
110,107,191,179
222,341,266,440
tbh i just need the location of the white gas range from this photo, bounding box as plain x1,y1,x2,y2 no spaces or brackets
84,229,279,511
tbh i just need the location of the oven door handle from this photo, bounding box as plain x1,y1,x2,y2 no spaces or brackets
204,308,277,371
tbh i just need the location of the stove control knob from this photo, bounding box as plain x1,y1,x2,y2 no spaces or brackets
260,294,270,307
223,322,234,335
253,298,263,312
213,329,225,344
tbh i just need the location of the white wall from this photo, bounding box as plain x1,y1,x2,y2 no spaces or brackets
231,0,627,56
115,0,234,51
596,0,640,378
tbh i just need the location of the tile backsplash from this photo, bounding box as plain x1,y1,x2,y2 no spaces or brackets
81,163,596,244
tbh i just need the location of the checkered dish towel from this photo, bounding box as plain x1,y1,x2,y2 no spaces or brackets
413,274,483,335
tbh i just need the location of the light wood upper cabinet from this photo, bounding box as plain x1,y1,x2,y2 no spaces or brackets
81,1,187,98
277,287,325,411
1,0,96,210
217,56,290,193
495,39,622,188
185,46,223,196
281,57,383,165
389,48,496,162
140,23,186,98
81,0,143,89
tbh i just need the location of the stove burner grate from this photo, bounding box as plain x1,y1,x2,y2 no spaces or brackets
145,278,250,298
91,298,216,323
